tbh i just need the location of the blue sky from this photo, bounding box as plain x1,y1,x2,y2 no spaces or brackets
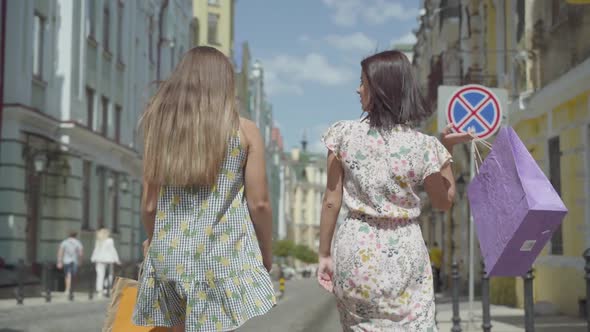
235,0,420,152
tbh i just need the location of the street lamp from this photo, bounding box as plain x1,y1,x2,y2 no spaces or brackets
33,153,48,173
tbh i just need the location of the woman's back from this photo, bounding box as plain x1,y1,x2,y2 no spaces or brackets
134,127,276,331
323,119,451,220
149,131,263,279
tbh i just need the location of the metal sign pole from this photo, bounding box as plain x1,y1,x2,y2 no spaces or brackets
469,142,475,325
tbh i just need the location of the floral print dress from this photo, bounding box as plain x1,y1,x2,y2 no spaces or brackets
322,119,452,332
133,133,276,332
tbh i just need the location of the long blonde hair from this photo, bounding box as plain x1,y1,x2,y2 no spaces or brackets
141,46,239,186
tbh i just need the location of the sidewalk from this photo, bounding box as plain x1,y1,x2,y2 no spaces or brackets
435,298,586,332
0,292,110,332
0,291,109,310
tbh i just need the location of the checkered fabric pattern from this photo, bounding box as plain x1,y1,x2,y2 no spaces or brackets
133,133,276,331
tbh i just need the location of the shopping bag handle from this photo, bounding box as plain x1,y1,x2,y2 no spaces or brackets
468,130,493,174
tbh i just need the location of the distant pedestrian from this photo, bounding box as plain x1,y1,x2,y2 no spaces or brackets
317,50,473,330
57,231,84,294
133,46,275,332
91,228,120,297
429,242,443,293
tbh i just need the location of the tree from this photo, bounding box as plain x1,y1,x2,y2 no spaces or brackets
273,240,295,258
293,244,318,264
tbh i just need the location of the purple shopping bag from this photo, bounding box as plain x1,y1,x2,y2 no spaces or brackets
467,127,567,276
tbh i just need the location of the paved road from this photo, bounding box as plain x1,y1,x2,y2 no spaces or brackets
0,279,341,332
241,278,341,332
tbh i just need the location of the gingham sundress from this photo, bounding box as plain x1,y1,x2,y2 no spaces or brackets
133,132,276,331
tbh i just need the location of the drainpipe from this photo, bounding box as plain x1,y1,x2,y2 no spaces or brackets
156,0,169,81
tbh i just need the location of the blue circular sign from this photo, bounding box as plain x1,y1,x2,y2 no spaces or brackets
446,84,502,140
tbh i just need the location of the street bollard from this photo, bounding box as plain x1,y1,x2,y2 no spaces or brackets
451,261,462,332
279,277,285,299
69,283,74,301
524,269,535,332
15,259,25,305
69,265,75,301
481,261,492,332
105,264,111,298
583,248,590,332
42,262,51,303
88,264,95,300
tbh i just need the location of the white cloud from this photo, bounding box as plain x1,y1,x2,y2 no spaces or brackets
391,32,417,46
309,123,331,153
264,71,304,96
310,140,327,154
325,32,377,53
263,53,355,96
298,34,311,43
322,0,418,26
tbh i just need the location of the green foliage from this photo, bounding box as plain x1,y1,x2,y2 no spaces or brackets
273,240,295,258
293,244,318,264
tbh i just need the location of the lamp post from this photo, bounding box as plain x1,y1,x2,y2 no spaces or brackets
451,173,467,332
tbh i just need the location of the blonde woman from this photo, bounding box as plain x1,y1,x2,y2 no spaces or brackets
91,228,120,297
133,47,275,332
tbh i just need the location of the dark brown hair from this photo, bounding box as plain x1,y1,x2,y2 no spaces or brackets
361,50,432,129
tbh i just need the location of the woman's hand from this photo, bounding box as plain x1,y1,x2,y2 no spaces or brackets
263,251,273,273
317,255,334,293
440,124,474,152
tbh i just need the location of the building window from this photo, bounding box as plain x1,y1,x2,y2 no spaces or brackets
117,1,124,63
551,0,568,27
87,0,96,38
97,167,106,229
111,172,119,233
208,0,219,5
208,13,219,45
548,136,563,255
101,96,109,136
86,87,95,128
33,13,44,79
516,0,525,42
148,15,154,63
190,18,200,46
82,161,92,230
115,104,122,143
103,4,110,53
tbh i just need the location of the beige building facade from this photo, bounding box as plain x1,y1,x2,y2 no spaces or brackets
192,0,235,58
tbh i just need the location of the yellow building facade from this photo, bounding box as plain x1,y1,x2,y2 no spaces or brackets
287,148,326,251
415,0,590,316
192,0,235,57
504,0,590,316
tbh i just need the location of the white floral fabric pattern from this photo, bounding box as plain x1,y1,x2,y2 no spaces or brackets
322,119,452,331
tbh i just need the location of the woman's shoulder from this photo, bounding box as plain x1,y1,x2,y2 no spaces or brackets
326,119,359,134
238,117,260,148
403,128,436,142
